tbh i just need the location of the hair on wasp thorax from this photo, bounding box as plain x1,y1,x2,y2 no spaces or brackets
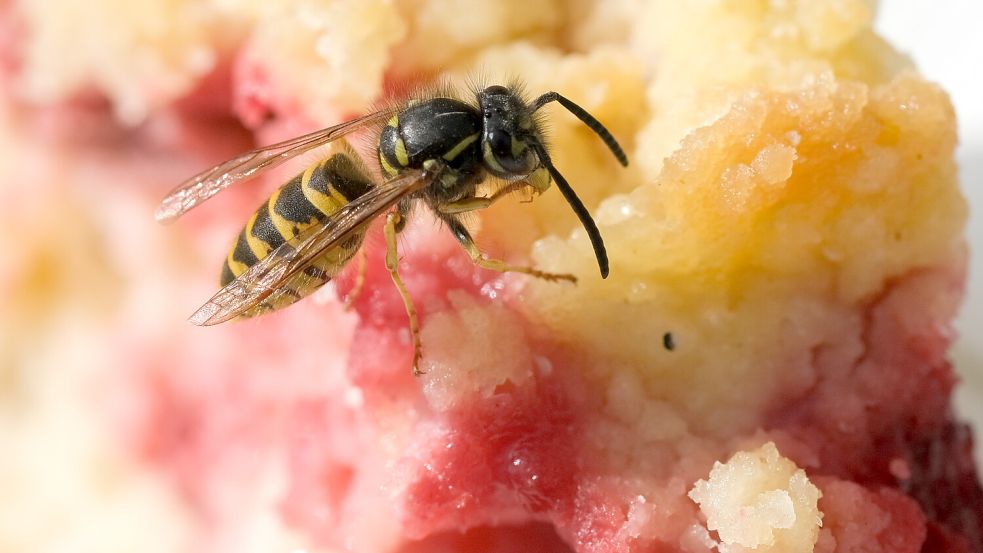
157,76,628,375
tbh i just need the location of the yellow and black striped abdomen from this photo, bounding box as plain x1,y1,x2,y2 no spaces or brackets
221,152,374,316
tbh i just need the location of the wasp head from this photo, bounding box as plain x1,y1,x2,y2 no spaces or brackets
478,85,539,178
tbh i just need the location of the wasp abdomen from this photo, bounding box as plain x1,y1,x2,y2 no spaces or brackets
221,152,374,315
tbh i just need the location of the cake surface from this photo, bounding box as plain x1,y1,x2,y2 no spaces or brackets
0,1,980,552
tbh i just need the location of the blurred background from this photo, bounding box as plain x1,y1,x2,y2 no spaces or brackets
877,0,983,464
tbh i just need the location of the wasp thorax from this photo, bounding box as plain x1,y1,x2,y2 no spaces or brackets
479,86,537,177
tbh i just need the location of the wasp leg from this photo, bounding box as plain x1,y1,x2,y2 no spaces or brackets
384,211,423,375
438,212,577,283
342,247,368,310
436,196,494,215
437,178,542,215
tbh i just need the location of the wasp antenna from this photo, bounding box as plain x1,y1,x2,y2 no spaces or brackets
532,143,609,279
532,92,628,167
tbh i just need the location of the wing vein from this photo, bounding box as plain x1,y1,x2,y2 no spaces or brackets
155,109,396,223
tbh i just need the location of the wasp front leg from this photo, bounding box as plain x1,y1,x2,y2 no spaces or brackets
384,210,424,375
437,168,551,215
437,212,576,284
436,184,519,215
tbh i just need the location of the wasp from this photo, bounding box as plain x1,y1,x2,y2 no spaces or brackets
156,83,628,374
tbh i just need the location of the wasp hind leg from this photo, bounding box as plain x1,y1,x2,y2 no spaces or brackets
438,212,577,284
342,248,368,310
384,210,424,376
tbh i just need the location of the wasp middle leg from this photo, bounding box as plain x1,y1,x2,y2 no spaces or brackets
437,212,577,284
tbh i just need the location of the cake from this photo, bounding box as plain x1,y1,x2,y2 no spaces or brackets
0,1,979,552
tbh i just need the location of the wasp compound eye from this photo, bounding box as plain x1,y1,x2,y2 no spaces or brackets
489,129,511,157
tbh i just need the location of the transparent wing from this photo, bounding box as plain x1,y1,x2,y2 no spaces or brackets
188,170,427,326
155,108,396,223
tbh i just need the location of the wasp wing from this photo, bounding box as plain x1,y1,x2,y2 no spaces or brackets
155,108,396,223
188,170,427,326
